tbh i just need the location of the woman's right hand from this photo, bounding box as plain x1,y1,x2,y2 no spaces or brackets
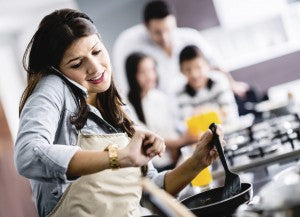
118,130,166,167
191,126,222,170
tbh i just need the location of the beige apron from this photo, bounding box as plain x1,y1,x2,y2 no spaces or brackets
47,133,142,217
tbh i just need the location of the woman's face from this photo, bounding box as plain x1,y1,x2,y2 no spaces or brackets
136,57,157,93
181,57,210,90
59,34,112,95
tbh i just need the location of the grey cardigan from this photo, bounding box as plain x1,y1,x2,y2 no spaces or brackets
14,74,166,217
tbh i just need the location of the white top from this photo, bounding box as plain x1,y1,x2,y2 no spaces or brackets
126,89,179,168
142,89,178,139
113,24,220,97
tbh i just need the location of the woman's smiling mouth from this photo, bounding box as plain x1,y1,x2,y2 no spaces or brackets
88,72,105,84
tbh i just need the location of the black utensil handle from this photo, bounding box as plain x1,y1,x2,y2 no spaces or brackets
209,123,230,172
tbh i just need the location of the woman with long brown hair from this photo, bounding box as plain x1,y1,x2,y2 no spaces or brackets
15,8,220,217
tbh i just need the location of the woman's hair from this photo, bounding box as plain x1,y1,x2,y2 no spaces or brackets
125,52,151,124
179,45,206,65
20,8,135,136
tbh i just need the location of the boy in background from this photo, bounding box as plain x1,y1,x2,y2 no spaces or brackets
177,45,239,125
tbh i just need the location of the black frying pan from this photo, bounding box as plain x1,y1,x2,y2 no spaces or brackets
143,183,252,217
180,183,253,217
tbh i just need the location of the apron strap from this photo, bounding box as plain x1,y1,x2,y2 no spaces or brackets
88,111,119,133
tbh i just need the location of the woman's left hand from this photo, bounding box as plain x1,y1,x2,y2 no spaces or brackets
192,125,224,169
120,129,166,167
142,130,166,158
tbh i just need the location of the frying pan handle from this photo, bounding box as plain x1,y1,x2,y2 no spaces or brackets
209,123,230,172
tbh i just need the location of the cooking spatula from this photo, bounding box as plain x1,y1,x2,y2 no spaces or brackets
209,123,241,200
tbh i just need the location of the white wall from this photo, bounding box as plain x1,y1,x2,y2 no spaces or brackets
0,0,77,141
76,0,149,55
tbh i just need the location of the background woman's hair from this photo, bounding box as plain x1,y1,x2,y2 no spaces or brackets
125,52,149,124
20,8,135,136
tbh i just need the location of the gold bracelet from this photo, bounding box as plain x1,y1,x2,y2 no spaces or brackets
105,144,120,169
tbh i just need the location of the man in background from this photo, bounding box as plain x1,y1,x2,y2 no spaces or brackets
113,0,221,97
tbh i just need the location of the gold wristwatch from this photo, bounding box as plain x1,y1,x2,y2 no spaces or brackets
105,144,120,169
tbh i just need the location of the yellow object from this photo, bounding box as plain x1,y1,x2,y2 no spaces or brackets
186,111,221,136
191,167,213,187
186,111,221,187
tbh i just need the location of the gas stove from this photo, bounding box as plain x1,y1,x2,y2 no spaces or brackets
212,113,300,194
235,162,300,217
